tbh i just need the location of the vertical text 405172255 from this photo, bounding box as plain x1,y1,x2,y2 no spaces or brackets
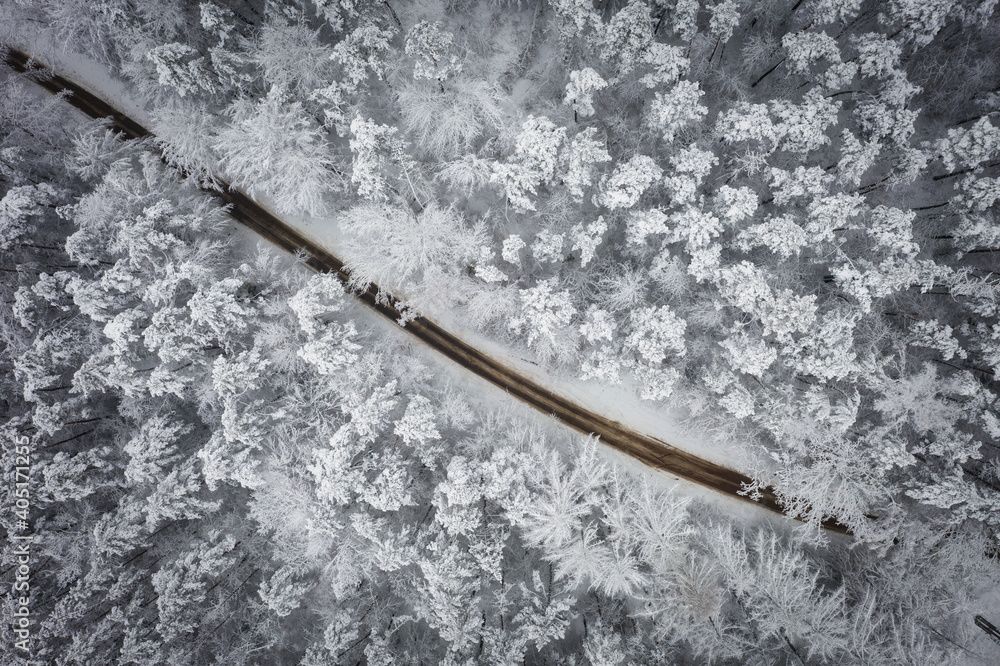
11,434,32,654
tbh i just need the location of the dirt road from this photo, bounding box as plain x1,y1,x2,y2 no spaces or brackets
3,48,849,533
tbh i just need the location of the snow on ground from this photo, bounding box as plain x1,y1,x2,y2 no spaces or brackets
344,267,800,535
281,201,757,471
3,29,785,526
2,23,156,132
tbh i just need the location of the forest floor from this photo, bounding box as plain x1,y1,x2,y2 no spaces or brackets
0,47,858,532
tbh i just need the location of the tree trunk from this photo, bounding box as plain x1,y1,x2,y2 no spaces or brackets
751,58,786,88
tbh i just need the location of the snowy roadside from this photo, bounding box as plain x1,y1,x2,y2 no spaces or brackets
3,31,760,485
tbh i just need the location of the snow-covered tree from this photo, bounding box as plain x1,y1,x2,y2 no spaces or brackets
851,32,902,79
147,43,213,98
770,90,841,154
259,565,313,618
550,0,601,37
782,31,842,76
123,414,189,486
720,331,778,378
716,102,778,149
330,23,395,86
145,459,221,529
624,305,687,364
708,528,850,661
214,88,340,215
493,116,567,211
349,116,407,201
394,395,443,468
595,155,663,210
0,183,57,250
153,536,239,640
564,68,607,121
290,274,362,374
736,215,807,258
501,234,526,266
714,185,759,225
561,127,611,200
531,230,565,263
935,117,1000,172
667,205,724,251
405,21,462,87
570,218,608,267
709,0,741,43
600,1,654,73
647,81,708,143
664,144,717,204
339,202,480,291
626,208,670,247
885,0,955,46
474,246,508,283
509,279,577,350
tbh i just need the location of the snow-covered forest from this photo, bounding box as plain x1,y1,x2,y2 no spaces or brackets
2,0,1000,663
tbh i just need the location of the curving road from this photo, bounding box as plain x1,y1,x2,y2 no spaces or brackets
2,48,849,534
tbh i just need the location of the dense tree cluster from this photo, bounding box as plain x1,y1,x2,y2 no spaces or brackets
4,94,978,665
3,0,1000,663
